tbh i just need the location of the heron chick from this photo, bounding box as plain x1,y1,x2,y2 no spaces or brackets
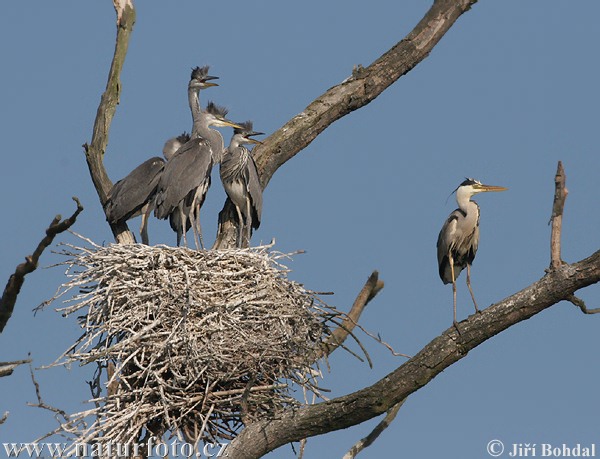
220,121,264,248
436,178,507,328
104,131,190,245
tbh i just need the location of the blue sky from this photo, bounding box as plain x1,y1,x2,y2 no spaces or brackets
1,1,599,458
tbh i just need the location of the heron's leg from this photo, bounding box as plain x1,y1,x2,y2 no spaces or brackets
195,206,204,250
140,204,150,245
466,263,480,314
449,253,459,331
245,198,252,248
234,204,244,249
179,205,188,248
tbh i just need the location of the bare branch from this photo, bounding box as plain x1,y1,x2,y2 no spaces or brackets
343,400,405,459
28,362,70,424
549,161,568,269
214,0,479,248
0,198,83,334
0,411,8,425
83,1,136,245
320,271,384,357
568,294,600,315
226,249,600,458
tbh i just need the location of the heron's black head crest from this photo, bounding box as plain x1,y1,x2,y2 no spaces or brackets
205,101,229,118
191,65,218,82
234,121,254,135
177,132,191,144
460,177,480,187
446,178,480,203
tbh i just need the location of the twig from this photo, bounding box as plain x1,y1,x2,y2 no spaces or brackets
549,161,568,270
568,294,600,314
0,198,83,333
342,400,405,459
321,271,384,357
27,361,70,423
0,411,8,425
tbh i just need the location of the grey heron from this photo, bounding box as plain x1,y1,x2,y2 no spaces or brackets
153,65,219,247
104,132,190,245
220,121,264,248
154,102,241,249
436,178,507,327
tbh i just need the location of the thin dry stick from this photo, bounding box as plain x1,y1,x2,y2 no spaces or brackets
342,400,405,459
0,198,83,333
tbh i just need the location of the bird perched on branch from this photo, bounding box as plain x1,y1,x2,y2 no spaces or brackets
220,121,264,248
154,102,241,249
437,178,507,328
104,132,190,245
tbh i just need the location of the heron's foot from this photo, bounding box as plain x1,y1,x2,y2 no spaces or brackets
453,320,462,336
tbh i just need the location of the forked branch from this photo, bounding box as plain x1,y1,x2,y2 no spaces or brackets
214,0,480,248
83,0,136,244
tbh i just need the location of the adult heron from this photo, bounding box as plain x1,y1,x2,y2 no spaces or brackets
104,132,190,245
220,121,264,248
436,178,507,328
154,102,241,248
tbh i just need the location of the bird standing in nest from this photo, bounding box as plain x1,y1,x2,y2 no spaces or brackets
220,121,264,248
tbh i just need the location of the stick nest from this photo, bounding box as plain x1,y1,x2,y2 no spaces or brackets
48,241,339,446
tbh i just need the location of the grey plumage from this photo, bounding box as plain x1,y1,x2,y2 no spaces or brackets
220,121,264,248
104,131,192,245
436,178,507,327
105,157,165,225
162,132,190,160
153,66,220,247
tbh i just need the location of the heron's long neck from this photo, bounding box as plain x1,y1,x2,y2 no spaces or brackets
456,190,478,216
188,86,202,133
198,123,225,163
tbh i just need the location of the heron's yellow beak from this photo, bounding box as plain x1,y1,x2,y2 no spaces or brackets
202,82,219,88
221,120,244,129
478,184,508,192
248,139,263,145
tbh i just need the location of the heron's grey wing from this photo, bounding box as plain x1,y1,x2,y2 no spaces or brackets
436,211,460,284
154,139,212,220
244,155,263,229
105,157,165,223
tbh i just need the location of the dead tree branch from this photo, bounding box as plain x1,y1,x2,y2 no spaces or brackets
343,399,405,459
320,271,384,357
0,198,83,334
82,0,136,244
549,161,568,269
226,250,600,458
214,0,480,248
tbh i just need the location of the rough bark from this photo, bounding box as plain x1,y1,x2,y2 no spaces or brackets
226,250,600,458
214,0,479,249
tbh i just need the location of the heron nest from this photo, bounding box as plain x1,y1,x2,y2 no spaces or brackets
46,240,344,447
